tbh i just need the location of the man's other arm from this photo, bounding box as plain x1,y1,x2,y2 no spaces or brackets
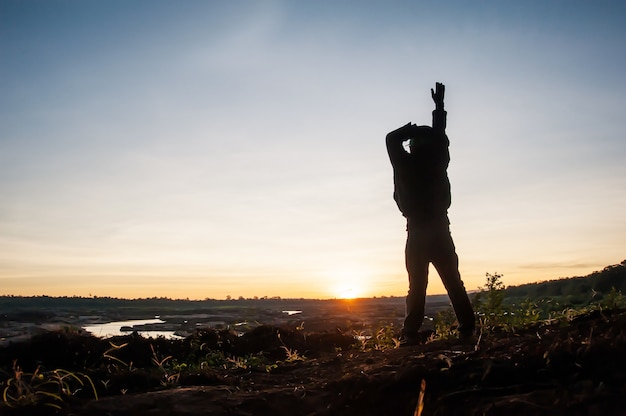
386,123,414,164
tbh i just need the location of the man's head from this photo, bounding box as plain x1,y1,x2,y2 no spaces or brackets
408,125,436,153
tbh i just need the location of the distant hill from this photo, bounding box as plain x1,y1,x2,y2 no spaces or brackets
503,260,626,305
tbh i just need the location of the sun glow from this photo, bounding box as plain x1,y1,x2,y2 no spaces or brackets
326,266,371,299
336,285,359,299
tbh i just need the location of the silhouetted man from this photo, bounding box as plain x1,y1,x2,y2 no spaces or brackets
386,82,475,345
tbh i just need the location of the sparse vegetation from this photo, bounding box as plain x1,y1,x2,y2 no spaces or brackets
2,360,97,411
355,323,401,351
473,272,506,328
3,306,625,415
433,308,456,339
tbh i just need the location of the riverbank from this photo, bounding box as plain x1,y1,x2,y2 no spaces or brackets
0,295,454,347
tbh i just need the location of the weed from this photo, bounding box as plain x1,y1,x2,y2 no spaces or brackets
150,344,179,387
2,360,97,411
373,325,401,351
355,324,400,351
473,272,506,329
278,332,306,361
433,308,457,339
202,350,229,369
281,346,306,362
103,341,132,371
601,287,625,310
225,353,276,371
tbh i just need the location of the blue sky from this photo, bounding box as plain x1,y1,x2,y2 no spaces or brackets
1,1,625,299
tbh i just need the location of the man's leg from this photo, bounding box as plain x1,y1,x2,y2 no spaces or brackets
432,225,475,336
403,225,430,339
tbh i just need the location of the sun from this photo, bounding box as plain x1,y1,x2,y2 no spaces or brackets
326,266,370,299
335,285,359,300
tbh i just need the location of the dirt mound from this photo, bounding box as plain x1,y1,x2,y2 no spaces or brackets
2,310,626,415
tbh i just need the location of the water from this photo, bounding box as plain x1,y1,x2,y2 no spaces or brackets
83,318,181,339
282,310,302,315
84,309,305,338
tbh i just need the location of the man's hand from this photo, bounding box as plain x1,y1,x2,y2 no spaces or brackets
431,82,445,110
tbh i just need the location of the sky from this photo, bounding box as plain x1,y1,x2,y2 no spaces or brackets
1,1,625,300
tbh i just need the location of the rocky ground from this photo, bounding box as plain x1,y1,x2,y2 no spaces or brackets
2,309,626,416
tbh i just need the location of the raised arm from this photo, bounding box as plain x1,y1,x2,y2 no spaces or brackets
431,82,447,134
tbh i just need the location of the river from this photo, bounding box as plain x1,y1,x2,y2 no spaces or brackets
83,318,182,339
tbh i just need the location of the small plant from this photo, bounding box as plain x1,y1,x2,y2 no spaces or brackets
225,353,276,371
150,344,179,388
355,324,400,351
509,298,541,327
474,272,506,330
2,361,97,411
277,332,306,362
103,341,132,371
281,346,306,362
601,287,625,310
373,324,401,351
353,330,370,351
432,308,457,339
202,350,229,369
200,347,276,372
226,355,249,369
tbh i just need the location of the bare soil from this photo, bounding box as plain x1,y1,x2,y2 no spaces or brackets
2,308,626,415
